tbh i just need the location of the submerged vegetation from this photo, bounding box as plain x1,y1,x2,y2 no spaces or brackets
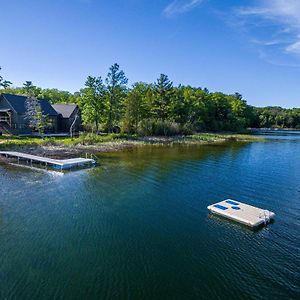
1,65,299,137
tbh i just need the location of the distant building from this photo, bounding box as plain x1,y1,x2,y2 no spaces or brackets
0,93,81,135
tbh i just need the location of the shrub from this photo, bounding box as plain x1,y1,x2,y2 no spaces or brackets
138,119,182,136
179,122,194,135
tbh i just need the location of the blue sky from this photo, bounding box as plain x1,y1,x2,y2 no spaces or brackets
1,0,300,107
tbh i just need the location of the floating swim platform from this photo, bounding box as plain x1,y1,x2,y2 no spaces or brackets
207,199,275,228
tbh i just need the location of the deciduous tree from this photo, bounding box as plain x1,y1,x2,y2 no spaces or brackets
80,76,106,134
123,82,149,133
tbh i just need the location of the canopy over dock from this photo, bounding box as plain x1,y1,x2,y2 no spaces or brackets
0,151,96,170
208,199,275,228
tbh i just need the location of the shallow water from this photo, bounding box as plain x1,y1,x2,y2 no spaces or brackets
0,135,299,299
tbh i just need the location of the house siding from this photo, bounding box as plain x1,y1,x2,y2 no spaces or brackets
0,95,22,134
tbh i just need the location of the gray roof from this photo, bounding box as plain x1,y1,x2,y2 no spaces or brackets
1,93,59,116
52,104,78,118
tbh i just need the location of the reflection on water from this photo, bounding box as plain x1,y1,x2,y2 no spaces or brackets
0,137,299,299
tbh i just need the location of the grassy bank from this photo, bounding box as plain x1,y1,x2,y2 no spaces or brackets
0,133,262,157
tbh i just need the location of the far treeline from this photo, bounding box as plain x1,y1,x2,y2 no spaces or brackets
1,64,300,135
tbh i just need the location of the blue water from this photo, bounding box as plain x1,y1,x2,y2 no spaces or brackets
0,134,299,299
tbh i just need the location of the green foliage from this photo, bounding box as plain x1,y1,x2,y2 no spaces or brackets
23,81,37,96
254,107,300,128
138,119,181,136
1,85,78,104
79,76,106,134
122,82,150,133
39,89,78,104
105,63,128,132
152,74,173,121
2,64,299,135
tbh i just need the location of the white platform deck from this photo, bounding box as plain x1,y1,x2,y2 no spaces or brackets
0,151,96,170
207,199,275,228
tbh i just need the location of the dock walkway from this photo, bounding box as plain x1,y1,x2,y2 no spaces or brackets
0,151,96,170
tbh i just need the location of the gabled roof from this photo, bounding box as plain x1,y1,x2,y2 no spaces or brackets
1,93,59,116
52,104,78,118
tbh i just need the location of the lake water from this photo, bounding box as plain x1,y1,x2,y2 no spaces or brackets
0,134,299,299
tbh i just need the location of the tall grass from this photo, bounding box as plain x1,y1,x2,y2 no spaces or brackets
137,119,193,136
0,132,262,150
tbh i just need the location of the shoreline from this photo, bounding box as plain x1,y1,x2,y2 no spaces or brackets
0,133,262,159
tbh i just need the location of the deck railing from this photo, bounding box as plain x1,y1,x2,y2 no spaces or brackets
0,116,10,123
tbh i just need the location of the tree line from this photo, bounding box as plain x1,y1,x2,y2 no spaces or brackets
254,106,300,129
1,64,299,135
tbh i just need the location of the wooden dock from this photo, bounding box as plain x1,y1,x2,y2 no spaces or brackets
0,151,96,170
207,199,275,228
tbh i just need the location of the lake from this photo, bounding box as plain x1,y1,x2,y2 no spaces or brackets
0,134,299,299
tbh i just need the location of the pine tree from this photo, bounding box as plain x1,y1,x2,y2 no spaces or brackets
153,74,173,121
105,63,128,132
0,67,12,88
23,81,36,96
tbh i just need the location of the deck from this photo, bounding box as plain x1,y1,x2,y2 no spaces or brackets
207,199,275,228
0,151,96,170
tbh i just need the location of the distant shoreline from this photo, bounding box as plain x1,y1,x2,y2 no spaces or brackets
250,128,300,131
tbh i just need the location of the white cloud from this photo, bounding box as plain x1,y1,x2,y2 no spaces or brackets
286,39,300,54
237,0,300,55
251,38,282,47
163,0,204,18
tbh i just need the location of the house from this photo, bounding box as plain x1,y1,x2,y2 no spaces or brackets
52,104,81,133
0,93,59,135
0,93,81,135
